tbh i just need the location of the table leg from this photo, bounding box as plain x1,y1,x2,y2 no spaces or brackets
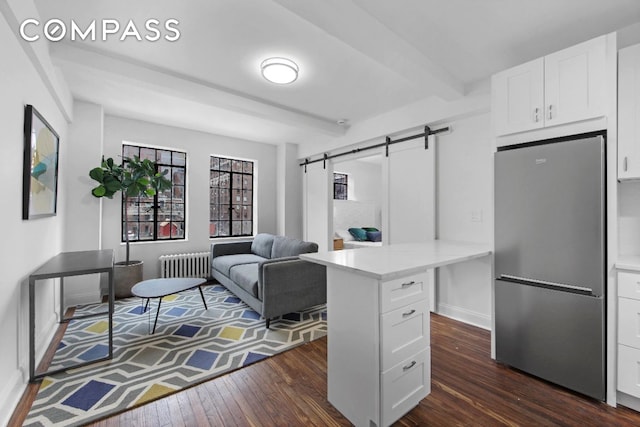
152,298,162,334
198,286,208,310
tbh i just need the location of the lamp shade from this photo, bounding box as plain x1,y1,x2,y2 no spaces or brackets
261,57,298,84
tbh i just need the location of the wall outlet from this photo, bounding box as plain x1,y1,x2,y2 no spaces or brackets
471,209,483,223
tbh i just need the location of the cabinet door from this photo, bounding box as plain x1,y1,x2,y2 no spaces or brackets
492,58,544,136
618,44,640,180
544,35,606,127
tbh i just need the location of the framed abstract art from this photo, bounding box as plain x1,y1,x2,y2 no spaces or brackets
22,104,60,220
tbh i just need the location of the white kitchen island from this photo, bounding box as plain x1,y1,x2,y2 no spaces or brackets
300,240,492,427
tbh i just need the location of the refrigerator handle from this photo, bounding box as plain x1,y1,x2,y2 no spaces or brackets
499,274,595,295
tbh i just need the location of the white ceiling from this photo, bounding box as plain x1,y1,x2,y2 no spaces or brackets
34,0,640,145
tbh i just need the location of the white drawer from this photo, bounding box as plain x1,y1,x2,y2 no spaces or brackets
619,271,640,301
619,297,640,349
380,298,430,370
618,344,640,398
381,348,430,427
381,272,429,313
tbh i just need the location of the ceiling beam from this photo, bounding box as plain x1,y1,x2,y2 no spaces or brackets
271,0,465,101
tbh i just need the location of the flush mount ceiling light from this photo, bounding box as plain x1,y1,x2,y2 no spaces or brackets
261,57,299,84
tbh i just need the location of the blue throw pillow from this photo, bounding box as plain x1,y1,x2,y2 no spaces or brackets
348,227,368,241
366,231,382,242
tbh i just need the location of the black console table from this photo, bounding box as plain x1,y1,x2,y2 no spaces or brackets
29,249,114,382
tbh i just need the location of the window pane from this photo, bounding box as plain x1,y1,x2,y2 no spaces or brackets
242,220,252,235
232,221,242,235
157,150,172,164
139,222,154,240
219,158,231,171
219,205,230,220
124,223,138,241
210,204,219,221
210,157,219,170
242,205,252,220
232,189,242,204
233,174,242,189
157,221,171,240
231,205,242,220
172,168,185,185
123,145,139,159
172,151,186,166
172,222,185,238
219,189,230,205
243,190,252,205
243,175,253,190
210,221,217,237
210,188,219,201
140,148,155,161
210,171,220,187
219,173,230,188
232,160,243,172
173,186,184,201
218,221,230,236
243,161,253,174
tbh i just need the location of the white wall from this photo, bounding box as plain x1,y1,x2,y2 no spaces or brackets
63,101,104,306
0,7,70,424
334,158,382,204
435,112,493,328
277,142,303,239
99,116,278,280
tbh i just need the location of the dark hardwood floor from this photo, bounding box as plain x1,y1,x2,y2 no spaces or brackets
11,313,640,426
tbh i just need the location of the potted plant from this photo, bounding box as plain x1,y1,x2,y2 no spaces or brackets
89,155,171,298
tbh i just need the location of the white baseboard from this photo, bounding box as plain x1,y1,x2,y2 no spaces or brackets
617,391,640,412
0,370,25,426
436,302,491,330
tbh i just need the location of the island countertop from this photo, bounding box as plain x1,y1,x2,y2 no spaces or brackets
300,240,492,281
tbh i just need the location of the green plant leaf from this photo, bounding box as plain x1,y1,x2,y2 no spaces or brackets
92,185,106,197
106,157,114,168
89,168,104,183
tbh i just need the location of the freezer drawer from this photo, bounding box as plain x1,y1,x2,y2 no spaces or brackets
495,279,605,400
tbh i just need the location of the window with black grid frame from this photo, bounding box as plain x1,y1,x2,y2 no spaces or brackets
209,156,254,237
334,172,348,200
121,144,186,242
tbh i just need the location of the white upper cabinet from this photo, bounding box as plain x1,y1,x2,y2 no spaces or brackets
618,44,640,180
493,35,607,137
492,58,544,136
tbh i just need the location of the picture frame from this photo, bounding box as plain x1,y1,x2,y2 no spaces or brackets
22,104,60,220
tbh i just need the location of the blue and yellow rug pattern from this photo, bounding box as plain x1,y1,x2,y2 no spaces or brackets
25,284,326,426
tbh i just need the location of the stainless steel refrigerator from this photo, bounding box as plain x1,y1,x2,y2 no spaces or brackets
494,133,606,401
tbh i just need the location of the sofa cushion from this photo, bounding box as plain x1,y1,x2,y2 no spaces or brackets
229,263,259,298
251,233,275,259
271,235,318,258
212,254,265,277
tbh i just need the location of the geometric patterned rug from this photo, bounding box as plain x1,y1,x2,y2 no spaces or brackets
24,283,327,426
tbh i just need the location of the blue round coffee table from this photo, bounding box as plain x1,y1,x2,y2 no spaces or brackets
132,277,208,333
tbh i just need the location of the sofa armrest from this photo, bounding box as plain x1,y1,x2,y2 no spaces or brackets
259,258,327,315
210,240,253,262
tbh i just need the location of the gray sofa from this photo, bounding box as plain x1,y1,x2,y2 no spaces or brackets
210,233,326,328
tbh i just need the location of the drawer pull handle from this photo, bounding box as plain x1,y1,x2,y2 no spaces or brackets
401,281,416,288
403,361,417,371
402,309,416,317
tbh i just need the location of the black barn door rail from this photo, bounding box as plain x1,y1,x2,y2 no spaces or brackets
300,125,449,172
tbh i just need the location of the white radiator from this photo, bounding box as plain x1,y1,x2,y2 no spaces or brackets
159,252,210,279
